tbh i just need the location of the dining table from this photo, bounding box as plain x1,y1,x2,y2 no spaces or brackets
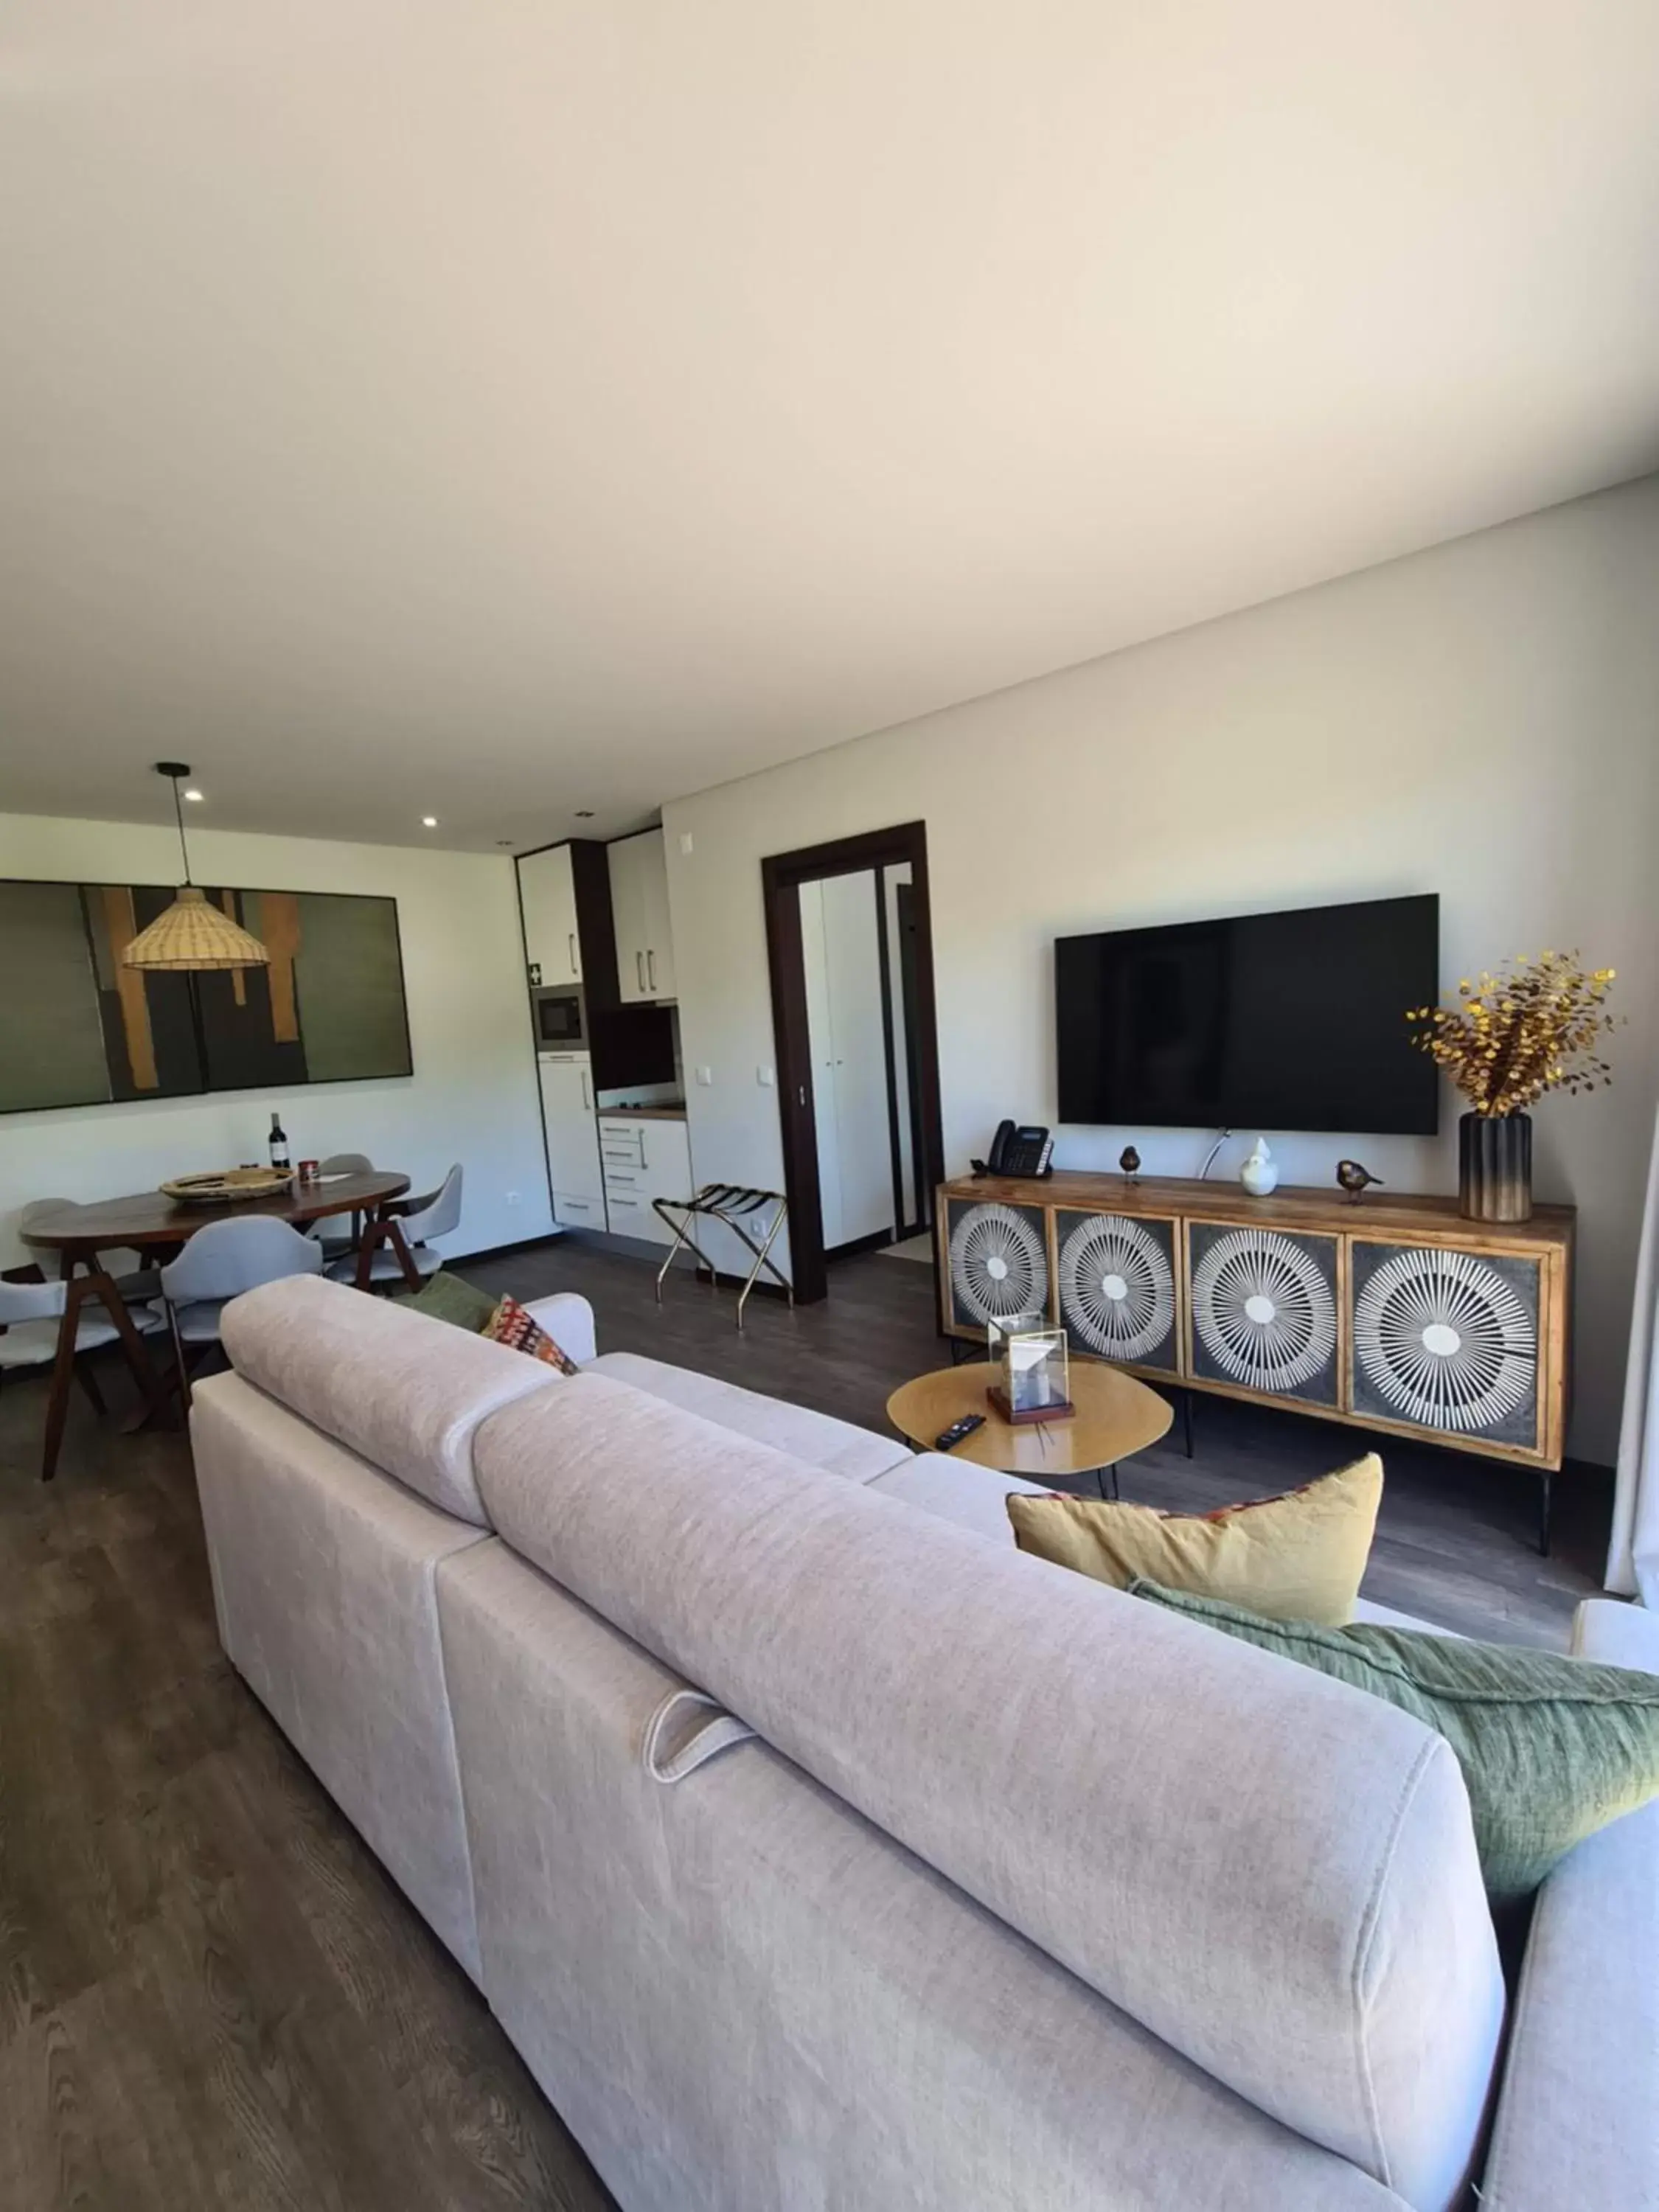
19,1169,414,1478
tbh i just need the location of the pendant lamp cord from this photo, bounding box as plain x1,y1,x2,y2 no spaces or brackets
170,773,193,885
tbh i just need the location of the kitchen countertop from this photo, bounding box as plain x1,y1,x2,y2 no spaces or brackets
597,1105,687,1121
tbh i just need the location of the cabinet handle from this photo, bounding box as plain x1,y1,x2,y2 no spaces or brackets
580,1068,591,1110
568,933,577,975
636,950,645,992
647,948,657,991
640,1128,649,1172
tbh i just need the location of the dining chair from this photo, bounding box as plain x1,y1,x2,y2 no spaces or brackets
158,1215,324,1405
0,1275,167,1481
306,1152,376,1264
330,1163,462,1288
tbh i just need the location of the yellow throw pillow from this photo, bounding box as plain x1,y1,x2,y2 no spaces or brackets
1005,1454,1382,1627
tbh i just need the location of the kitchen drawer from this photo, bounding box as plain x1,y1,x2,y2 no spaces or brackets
602,1190,672,1244
552,1192,605,1231
599,1118,692,1198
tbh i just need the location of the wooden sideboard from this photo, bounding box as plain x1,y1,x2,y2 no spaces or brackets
935,1172,1574,1482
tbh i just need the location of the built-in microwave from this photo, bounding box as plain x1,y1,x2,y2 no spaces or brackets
532,985,588,1051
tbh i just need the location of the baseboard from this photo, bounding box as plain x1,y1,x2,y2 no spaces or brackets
447,1233,566,1267
692,1265,792,1303
462,1225,699,1271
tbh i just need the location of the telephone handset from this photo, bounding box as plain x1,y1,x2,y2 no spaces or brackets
977,1119,1054,1179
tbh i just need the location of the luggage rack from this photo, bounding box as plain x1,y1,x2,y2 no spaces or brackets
652,1184,792,1332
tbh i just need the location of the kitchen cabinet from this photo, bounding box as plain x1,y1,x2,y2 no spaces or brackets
609,830,676,1002
598,1113,692,1243
538,1053,604,1218
518,845,582,986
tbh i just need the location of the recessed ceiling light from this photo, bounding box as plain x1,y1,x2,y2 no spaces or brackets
421,815,438,828
183,788,204,802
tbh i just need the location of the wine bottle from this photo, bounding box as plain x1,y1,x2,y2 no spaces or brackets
268,1111,291,1172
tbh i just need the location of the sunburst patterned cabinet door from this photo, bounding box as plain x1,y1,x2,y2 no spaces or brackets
1054,1210,1178,1371
1188,1221,1340,1405
942,1197,1051,1333
1349,1241,1540,1450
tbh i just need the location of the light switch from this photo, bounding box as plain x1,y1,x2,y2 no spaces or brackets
757,1065,775,1087
678,832,695,855
695,1065,713,1086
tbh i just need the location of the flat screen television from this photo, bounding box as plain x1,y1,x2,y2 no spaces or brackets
1054,894,1439,1135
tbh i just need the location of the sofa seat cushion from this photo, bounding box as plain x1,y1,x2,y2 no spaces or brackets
866,1453,1048,1539
584,1351,911,1481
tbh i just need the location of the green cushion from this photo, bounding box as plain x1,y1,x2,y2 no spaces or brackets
394,1270,500,1334
1130,1578,1659,1902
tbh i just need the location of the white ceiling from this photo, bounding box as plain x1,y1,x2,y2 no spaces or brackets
2,2,1657,853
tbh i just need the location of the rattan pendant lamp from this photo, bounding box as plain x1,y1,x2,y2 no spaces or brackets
121,762,271,972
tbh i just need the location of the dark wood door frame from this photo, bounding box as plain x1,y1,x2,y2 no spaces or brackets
761,821,945,1306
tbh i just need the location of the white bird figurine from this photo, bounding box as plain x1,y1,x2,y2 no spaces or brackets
1240,1136,1279,1197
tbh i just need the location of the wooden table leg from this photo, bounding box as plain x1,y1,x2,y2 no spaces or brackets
352,1212,425,1294
88,1272,173,1433
41,1278,90,1482
386,1218,425,1293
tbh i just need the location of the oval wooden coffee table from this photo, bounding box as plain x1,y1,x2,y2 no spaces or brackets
886,1360,1173,1498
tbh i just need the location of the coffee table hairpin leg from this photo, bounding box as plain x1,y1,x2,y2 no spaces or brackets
653,1186,793,1332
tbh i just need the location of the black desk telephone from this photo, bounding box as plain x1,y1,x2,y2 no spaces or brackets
974,1120,1054,1179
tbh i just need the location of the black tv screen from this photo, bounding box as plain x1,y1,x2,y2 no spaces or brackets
1055,894,1439,1135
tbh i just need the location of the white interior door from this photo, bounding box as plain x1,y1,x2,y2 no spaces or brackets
799,880,844,1250
883,861,917,1227
820,872,894,1247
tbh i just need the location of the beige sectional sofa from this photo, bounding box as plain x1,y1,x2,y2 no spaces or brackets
191,1275,1657,2212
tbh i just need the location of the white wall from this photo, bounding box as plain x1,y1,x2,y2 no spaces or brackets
0,815,551,1263
664,476,1659,1462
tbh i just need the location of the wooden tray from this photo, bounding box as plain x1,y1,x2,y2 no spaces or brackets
161,1167,295,1206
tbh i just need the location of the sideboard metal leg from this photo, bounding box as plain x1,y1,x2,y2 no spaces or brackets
1537,1468,1554,1557
1180,1390,1194,1460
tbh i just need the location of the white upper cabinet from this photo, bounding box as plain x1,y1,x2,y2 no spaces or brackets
518,846,581,985
610,830,676,1001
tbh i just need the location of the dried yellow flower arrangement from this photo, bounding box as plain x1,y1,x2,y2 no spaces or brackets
1407,951,1618,1119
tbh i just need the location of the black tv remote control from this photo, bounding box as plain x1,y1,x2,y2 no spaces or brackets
933,1413,986,1452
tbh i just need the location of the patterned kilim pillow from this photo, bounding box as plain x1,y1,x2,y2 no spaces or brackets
481,1294,580,1375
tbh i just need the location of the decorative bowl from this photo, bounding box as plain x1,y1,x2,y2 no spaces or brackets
160,1167,295,1206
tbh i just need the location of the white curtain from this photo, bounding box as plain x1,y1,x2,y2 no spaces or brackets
1609,1102,1659,1603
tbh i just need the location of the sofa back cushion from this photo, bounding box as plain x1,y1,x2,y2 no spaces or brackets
220,1273,557,1524
473,1374,1503,2211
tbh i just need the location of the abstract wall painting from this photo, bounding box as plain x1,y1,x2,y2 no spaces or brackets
0,879,412,1113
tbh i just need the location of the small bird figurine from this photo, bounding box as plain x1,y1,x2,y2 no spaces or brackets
1336,1159,1384,1202
1119,1145,1141,1180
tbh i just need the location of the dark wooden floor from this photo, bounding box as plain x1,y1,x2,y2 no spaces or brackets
0,1234,1611,2208
473,1237,1610,1649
